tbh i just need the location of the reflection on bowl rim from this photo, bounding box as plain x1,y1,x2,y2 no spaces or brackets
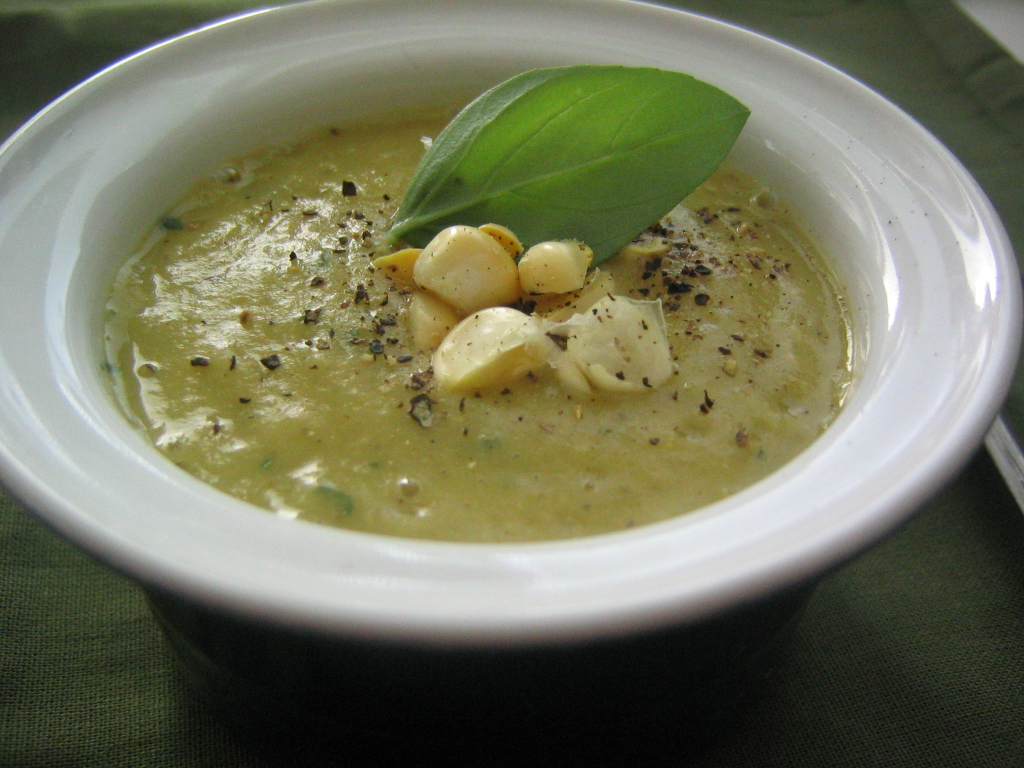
0,0,1018,645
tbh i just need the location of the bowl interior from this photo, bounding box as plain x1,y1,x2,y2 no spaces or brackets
0,0,1017,643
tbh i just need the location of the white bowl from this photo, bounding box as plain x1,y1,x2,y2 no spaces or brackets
0,0,1018,658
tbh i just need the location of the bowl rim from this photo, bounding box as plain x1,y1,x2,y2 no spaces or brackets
0,0,1019,645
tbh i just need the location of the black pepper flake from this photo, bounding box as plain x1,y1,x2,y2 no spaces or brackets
379,313,397,326
342,180,358,196
545,332,569,351
409,368,433,390
354,284,369,304
408,393,434,427
213,421,222,435
649,437,660,445
289,251,298,262
368,339,384,355
696,207,717,224
514,298,538,314
718,347,731,355
667,281,692,295
615,372,626,381
239,397,251,404
190,356,210,367
731,334,745,342
260,354,282,370
310,276,325,287
736,429,750,448
383,194,391,201
694,265,712,276
642,377,652,388
695,293,710,306
704,390,714,409
303,307,322,324
396,355,413,363
459,398,466,412
230,355,237,370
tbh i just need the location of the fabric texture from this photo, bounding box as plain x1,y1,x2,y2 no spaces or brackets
1,1,1023,766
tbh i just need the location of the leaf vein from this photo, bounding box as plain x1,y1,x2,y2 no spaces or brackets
478,81,626,194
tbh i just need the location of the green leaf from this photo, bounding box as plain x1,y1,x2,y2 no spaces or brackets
388,65,749,264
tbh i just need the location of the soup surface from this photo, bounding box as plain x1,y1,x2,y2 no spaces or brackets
104,113,851,542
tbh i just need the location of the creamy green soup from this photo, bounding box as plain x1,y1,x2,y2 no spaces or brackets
104,114,851,542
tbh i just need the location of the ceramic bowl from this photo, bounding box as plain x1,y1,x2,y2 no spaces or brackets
0,0,1019,751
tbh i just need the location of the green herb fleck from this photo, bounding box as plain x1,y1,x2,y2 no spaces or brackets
315,484,355,515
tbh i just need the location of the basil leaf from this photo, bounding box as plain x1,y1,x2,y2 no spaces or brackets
388,65,749,264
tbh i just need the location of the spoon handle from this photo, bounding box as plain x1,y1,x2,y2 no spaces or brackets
986,415,1024,512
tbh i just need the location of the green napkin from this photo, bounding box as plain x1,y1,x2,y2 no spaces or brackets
1,2,1023,766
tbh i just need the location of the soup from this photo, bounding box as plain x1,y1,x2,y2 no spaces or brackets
104,113,851,542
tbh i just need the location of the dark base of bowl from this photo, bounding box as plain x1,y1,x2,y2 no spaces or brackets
147,582,814,765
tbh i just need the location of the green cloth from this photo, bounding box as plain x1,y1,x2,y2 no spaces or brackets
2,1,1023,765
